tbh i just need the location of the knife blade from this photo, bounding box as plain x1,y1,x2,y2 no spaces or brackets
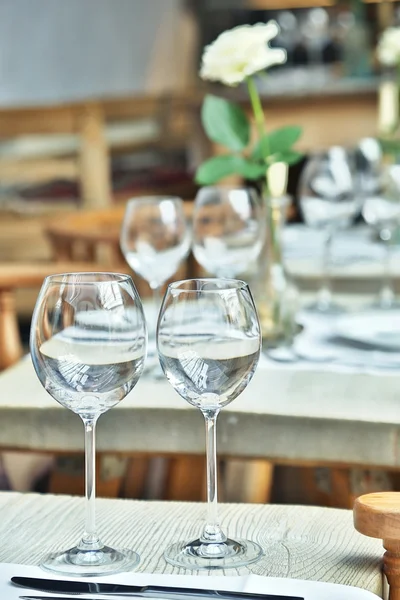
11,576,303,600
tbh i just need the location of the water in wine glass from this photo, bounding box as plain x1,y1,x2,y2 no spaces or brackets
192,186,264,277
159,333,260,412
37,313,146,417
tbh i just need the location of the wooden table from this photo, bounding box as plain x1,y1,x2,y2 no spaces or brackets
0,491,384,597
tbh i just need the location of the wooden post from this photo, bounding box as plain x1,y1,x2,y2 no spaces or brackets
354,492,400,600
78,103,112,209
0,290,23,371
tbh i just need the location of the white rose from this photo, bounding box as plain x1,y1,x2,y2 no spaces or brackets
377,27,400,66
200,21,287,87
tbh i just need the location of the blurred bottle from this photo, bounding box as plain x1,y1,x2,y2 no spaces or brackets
340,0,372,77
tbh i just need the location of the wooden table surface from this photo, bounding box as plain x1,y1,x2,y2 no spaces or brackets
0,492,384,597
0,355,399,471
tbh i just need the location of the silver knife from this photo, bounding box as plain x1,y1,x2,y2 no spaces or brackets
11,576,304,600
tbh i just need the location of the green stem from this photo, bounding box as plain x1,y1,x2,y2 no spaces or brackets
246,75,270,197
247,76,265,138
246,76,277,260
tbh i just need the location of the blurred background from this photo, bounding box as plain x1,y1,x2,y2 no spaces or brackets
1,0,400,507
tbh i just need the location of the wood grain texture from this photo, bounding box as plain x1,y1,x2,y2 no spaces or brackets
354,492,400,600
0,492,384,596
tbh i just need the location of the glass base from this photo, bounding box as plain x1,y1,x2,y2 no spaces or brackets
371,298,400,311
265,346,299,363
164,537,263,570
303,300,345,316
40,544,140,577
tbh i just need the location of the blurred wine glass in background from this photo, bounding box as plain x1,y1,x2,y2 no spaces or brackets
298,147,362,314
120,196,191,372
300,8,330,69
192,186,264,279
362,163,400,309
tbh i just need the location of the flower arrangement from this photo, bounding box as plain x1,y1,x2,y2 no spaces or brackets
377,26,400,68
195,21,303,195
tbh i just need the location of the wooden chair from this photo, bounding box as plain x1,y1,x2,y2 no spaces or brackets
43,202,197,299
0,93,195,212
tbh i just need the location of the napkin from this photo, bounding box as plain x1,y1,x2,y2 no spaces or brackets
263,310,400,375
1,562,380,600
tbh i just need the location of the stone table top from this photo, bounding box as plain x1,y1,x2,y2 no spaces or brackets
0,356,399,469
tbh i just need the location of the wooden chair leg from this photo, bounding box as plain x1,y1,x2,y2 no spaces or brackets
165,456,206,501
120,457,152,499
223,459,274,503
48,453,127,497
79,103,111,210
0,289,23,370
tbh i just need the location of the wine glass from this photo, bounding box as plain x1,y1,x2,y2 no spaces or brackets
362,164,400,309
157,278,263,569
30,272,147,576
120,196,190,372
298,147,361,314
192,186,264,278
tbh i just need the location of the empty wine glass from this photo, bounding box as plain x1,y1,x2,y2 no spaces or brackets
157,278,263,569
30,272,147,576
192,187,264,278
299,147,361,314
120,196,190,372
362,164,400,309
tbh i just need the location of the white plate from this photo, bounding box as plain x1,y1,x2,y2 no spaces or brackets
335,309,400,350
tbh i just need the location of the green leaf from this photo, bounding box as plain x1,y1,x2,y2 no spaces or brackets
201,94,250,152
195,155,266,185
252,125,303,160
271,150,304,166
379,138,400,156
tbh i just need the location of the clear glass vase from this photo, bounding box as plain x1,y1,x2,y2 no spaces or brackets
253,194,296,350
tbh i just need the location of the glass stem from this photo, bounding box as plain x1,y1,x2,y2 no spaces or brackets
149,283,162,342
80,417,102,550
200,411,226,544
152,284,162,314
380,231,395,308
317,230,334,310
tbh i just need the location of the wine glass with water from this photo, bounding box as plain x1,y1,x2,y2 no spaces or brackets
120,196,190,372
30,272,147,576
192,186,264,278
362,164,400,309
299,147,361,313
157,278,263,569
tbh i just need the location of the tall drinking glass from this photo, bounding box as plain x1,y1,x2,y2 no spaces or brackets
30,272,147,576
157,278,263,569
192,187,264,278
299,147,361,313
120,196,190,371
362,164,400,308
